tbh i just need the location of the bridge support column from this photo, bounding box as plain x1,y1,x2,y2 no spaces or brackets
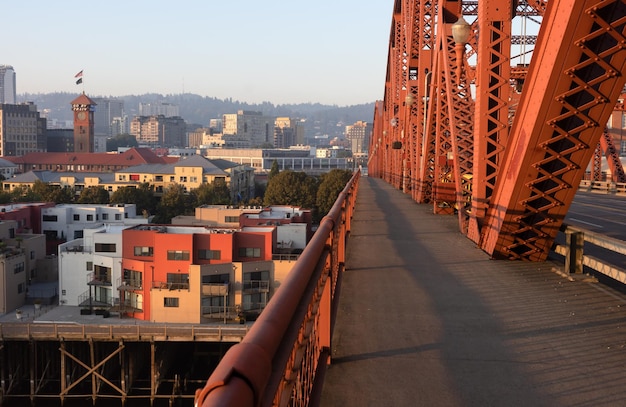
565,230,584,275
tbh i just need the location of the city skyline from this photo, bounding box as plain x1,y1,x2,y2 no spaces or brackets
4,1,392,107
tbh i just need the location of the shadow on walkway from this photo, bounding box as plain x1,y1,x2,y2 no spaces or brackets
320,176,626,407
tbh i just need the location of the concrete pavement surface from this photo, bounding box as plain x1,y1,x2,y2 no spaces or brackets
320,176,626,407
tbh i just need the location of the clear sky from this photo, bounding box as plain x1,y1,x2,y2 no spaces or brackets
4,1,392,106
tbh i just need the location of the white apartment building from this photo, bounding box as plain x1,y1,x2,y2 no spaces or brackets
58,225,127,308
42,204,149,241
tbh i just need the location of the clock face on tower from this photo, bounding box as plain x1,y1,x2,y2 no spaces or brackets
77,112,86,120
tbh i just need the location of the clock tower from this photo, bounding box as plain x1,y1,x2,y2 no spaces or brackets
70,92,97,153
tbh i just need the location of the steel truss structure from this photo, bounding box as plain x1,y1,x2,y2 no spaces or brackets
370,0,626,261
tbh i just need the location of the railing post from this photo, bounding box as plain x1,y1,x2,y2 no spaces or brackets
564,229,584,274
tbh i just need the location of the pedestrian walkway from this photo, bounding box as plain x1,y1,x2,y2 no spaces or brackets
320,176,626,407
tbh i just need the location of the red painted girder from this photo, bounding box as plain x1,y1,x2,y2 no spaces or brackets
481,0,626,260
469,1,513,244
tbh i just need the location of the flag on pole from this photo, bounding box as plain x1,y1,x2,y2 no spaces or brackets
75,70,83,78
76,78,83,85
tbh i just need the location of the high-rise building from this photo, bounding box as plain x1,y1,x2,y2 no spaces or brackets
0,102,47,156
0,65,16,104
274,117,296,148
345,121,372,155
92,98,124,137
130,115,186,147
222,110,275,147
139,102,179,117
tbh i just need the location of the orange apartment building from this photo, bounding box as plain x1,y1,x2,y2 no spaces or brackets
118,224,293,323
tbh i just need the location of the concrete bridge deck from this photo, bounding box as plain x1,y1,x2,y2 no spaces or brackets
320,176,626,407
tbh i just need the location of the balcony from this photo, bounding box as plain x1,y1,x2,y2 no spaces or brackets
109,298,142,313
64,245,86,253
202,305,239,321
78,290,113,308
243,280,270,293
151,281,190,291
202,283,229,296
117,277,142,291
87,272,112,286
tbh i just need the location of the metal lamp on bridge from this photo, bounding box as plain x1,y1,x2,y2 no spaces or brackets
403,94,415,193
451,16,471,80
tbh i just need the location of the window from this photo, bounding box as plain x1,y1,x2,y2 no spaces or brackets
170,176,175,182
43,215,58,222
179,176,187,182
134,246,153,256
102,213,108,220
14,262,25,274
155,175,163,181
9,228,15,238
115,214,121,220
95,243,116,253
74,230,83,239
167,250,190,260
73,214,80,221
94,265,111,284
167,273,189,289
164,297,179,307
86,261,93,271
238,247,261,258
123,269,142,288
87,214,93,221
198,249,221,260
30,250,35,260
225,216,239,223
202,274,230,284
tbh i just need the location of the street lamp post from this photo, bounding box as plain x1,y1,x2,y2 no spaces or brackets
451,16,471,80
403,94,415,193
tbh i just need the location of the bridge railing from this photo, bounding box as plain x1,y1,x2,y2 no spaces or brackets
579,180,626,195
554,223,626,284
194,170,360,407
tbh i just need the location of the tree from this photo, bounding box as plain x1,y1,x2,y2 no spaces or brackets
263,170,318,209
268,160,280,182
77,186,110,204
192,179,232,207
316,169,354,217
154,184,194,223
110,183,157,216
31,180,52,201
11,185,40,203
14,181,75,203
47,186,75,204
0,190,11,204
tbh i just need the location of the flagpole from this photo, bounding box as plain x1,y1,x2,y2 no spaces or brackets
75,70,84,92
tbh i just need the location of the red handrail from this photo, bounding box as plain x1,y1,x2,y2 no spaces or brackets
195,170,360,407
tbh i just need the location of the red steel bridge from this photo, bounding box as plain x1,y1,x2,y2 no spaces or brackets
195,1,626,405
370,0,626,261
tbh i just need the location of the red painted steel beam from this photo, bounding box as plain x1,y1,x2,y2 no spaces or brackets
481,0,626,260
468,1,513,243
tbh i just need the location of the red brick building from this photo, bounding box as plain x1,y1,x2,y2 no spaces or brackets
5,147,177,174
